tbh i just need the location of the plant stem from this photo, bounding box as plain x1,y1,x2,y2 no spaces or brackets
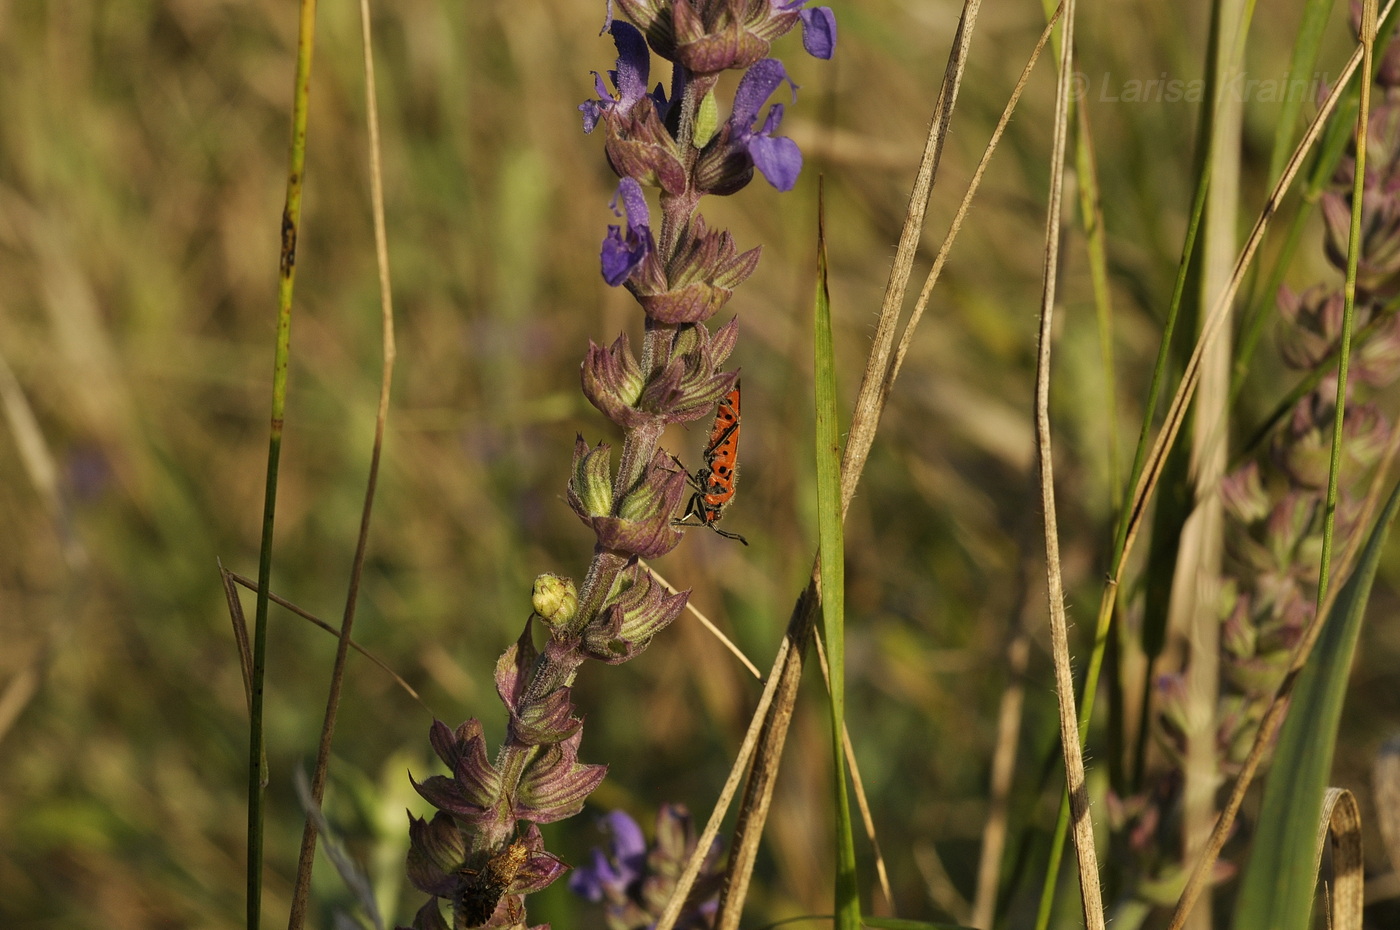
248,0,319,927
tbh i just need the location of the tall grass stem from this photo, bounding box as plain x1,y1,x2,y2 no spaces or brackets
248,1,319,927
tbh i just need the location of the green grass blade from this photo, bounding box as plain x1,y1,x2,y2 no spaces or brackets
248,1,320,928
814,181,859,930
1233,478,1400,929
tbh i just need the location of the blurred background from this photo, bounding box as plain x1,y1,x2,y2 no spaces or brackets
1,0,1397,927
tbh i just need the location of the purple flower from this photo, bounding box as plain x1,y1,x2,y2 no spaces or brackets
568,810,647,902
695,58,803,194
788,2,837,59
583,20,688,193
569,806,724,930
601,178,655,286
732,59,803,190
581,19,655,132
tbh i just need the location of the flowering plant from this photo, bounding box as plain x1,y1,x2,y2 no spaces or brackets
399,3,834,927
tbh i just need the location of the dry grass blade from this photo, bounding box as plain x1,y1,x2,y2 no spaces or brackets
841,0,984,505
1316,788,1364,930
652,633,792,930
225,571,423,705
221,561,256,713
1029,0,1103,921
711,583,818,930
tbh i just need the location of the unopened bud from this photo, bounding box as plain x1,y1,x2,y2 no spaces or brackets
532,574,578,627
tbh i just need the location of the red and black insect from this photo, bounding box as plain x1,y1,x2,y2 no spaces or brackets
674,380,748,545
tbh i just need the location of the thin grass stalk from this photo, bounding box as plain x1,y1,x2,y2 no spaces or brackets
1028,0,1105,921
1312,81,1370,620
248,1,318,927
1167,1,1378,924
285,1,397,925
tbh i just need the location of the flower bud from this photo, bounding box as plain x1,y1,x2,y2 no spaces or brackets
1221,462,1270,525
633,319,740,425
406,812,468,895
1275,394,1390,489
1277,285,1345,372
1355,309,1400,386
532,573,579,628
411,720,500,825
604,108,689,194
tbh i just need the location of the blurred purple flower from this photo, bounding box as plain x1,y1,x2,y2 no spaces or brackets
569,806,722,930
569,809,648,902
